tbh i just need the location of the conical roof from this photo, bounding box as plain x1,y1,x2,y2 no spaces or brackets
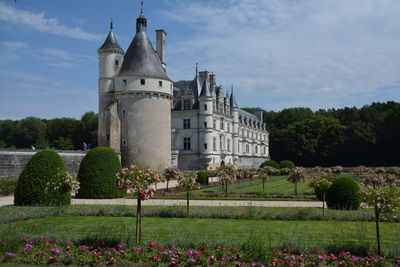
117,13,170,81
230,88,238,108
98,24,123,54
200,79,211,97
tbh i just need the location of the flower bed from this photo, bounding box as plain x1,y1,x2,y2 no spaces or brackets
1,238,398,266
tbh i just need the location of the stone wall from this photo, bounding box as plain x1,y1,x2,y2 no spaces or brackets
0,149,86,179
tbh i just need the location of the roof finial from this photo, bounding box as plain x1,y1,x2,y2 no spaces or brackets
231,84,233,94
110,19,113,30
140,1,144,14
195,62,198,75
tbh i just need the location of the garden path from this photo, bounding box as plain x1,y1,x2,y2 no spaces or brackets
0,195,322,207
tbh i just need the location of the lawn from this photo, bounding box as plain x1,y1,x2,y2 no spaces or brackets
1,216,399,255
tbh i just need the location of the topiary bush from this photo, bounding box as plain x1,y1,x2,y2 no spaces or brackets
196,171,209,185
14,150,71,206
326,177,360,210
259,160,280,170
314,177,334,201
279,160,295,169
76,147,125,199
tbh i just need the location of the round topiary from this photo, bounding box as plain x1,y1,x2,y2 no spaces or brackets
326,177,360,210
14,150,71,206
279,160,295,169
196,171,209,185
259,160,280,169
76,147,125,199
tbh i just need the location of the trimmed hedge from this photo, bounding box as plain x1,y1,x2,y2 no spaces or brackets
14,150,71,206
260,160,280,169
326,177,360,210
0,178,17,196
279,160,295,169
76,147,125,199
196,171,209,185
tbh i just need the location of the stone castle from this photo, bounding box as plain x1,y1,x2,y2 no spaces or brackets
97,8,269,171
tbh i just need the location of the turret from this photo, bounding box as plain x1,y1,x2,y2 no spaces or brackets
199,75,214,168
114,7,173,170
98,21,124,149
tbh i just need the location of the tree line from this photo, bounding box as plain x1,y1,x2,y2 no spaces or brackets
0,112,98,150
244,101,400,167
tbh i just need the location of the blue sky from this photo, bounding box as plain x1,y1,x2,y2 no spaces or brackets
0,0,400,120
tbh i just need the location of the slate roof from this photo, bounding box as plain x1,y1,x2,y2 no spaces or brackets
117,13,170,81
98,27,124,54
238,109,259,121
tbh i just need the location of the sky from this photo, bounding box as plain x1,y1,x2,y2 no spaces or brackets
0,0,400,120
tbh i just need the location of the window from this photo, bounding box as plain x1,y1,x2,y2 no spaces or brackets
213,137,217,151
122,139,127,146
115,60,119,66
255,146,258,154
246,144,249,153
183,137,191,150
123,80,127,86
204,104,207,110
140,79,145,85
220,135,223,151
220,120,224,130
227,139,231,152
183,119,191,129
159,81,162,87
227,124,230,132
263,147,266,154
238,143,240,153
204,143,207,150
122,109,126,115
213,120,216,129
183,99,191,110
204,122,207,128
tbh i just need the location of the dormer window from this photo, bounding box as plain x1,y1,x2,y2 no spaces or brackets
183,99,191,110
140,79,145,85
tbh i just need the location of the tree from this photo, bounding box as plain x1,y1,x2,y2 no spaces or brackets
359,170,400,255
47,118,80,150
287,167,306,195
115,165,162,243
308,172,332,216
216,165,237,196
177,171,199,217
79,112,98,148
13,117,47,148
163,167,181,191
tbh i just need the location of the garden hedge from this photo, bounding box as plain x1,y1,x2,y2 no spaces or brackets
14,150,71,206
259,160,280,169
326,177,360,210
0,178,17,196
196,171,209,185
76,147,125,199
279,160,295,169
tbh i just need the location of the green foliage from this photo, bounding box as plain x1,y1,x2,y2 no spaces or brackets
47,118,80,149
78,112,98,148
326,177,360,210
279,160,295,169
14,150,71,206
260,160,280,169
13,117,47,148
76,147,125,199
196,171,209,185
0,178,17,196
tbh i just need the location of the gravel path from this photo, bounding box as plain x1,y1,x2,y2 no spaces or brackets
0,196,322,207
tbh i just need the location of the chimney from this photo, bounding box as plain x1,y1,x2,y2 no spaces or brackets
254,108,263,122
156,29,166,69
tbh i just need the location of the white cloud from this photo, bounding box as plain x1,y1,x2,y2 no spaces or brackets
165,0,400,110
0,1,102,41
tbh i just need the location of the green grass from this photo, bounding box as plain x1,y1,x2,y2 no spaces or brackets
1,216,399,254
187,176,314,196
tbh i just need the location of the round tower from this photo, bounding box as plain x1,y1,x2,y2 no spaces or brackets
198,74,214,169
114,10,172,170
230,87,240,163
98,21,124,148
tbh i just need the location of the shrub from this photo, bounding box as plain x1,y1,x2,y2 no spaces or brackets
0,178,17,196
196,171,209,185
314,177,334,201
14,150,71,206
76,147,125,199
326,177,360,210
260,160,280,169
279,160,295,169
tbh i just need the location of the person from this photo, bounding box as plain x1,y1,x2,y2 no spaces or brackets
83,142,88,151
